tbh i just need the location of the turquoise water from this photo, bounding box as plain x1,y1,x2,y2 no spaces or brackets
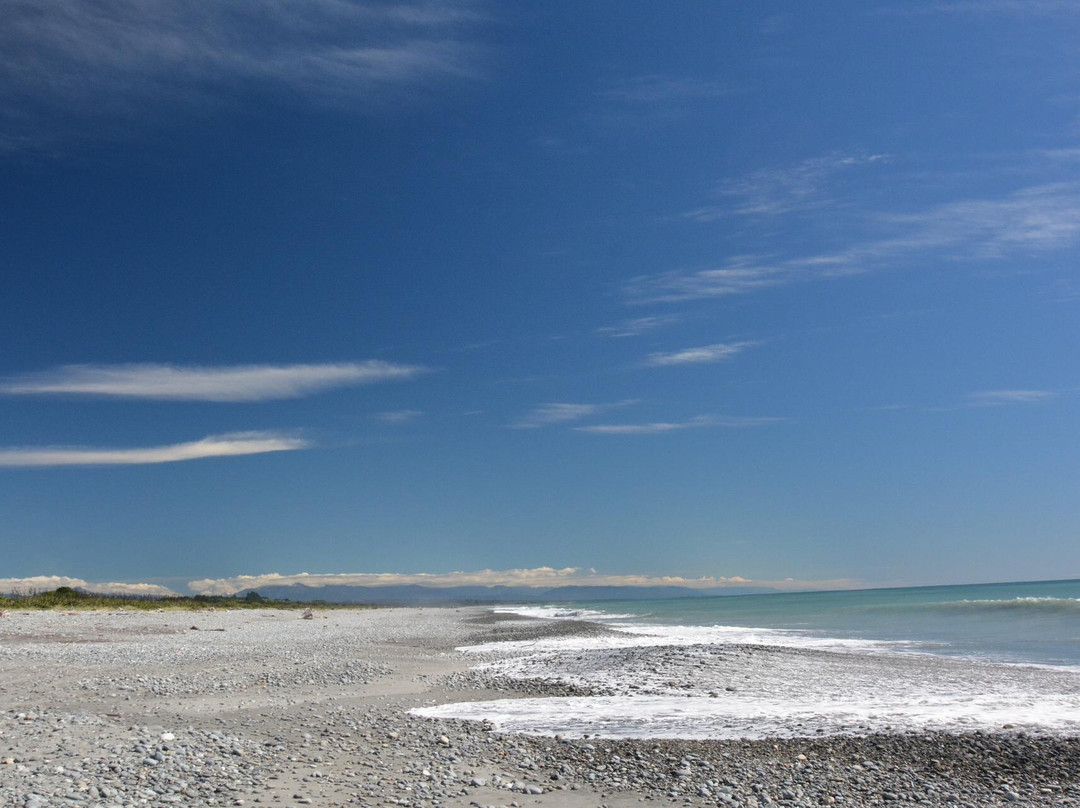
570,579,1080,667
418,579,1080,738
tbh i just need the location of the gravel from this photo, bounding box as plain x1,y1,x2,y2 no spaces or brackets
1,607,1078,808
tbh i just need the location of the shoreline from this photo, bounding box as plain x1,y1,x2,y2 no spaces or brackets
1,607,1078,807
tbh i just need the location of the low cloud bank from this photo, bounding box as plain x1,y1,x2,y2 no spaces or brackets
0,575,176,597
2,569,863,598
187,567,859,596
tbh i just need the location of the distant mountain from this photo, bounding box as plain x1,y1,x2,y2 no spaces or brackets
239,583,775,605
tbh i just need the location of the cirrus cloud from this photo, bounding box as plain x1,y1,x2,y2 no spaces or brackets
682,152,889,220
595,315,680,339
0,431,307,468
0,361,429,402
637,184,1080,305
643,342,758,367
967,389,1056,406
575,414,784,435
0,0,488,151
625,258,794,304
374,409,424,424
510,400,637,429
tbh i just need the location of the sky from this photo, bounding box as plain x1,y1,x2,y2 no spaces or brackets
1,1,1078,596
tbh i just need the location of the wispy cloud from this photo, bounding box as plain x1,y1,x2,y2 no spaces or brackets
0,575,177,596
374,409,424,424
683,152,888,220
0,431,306,468
966,389,1056,406
511,400,636,429
624,261,795,304
0,361,428,402
887,1,1080,16
870,183,1080,258
0,0,486,149
642,342,757,367
595,315,680,338
635,183,1080,304
1035,147,1080,163
187,566,852,595
576,414,783,435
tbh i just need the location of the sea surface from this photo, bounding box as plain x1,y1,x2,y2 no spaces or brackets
415,580,1080,740
535,578,1080,667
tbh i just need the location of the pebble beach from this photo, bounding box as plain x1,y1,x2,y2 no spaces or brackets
2,607,1079,808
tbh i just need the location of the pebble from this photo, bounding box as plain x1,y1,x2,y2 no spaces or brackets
1,609,1078,808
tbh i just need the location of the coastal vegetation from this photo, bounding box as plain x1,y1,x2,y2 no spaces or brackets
0,586,345,611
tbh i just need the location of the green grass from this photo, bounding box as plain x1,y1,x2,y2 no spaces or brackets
0,586,354,611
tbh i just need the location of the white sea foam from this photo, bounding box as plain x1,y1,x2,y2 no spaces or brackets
942,597,1080,611
492,605,638,621
414,609,1080,740
416,690,1080,740
469,614,908,656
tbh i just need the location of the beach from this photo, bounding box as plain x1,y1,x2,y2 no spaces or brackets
2,607,1079,808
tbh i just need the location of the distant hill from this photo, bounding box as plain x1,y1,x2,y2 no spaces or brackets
239,583,775,605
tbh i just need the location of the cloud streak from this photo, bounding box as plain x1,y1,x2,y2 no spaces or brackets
0,361,428,402
624,261,797,304
0,431,307,468
870,183,1080,258
595,315,679,338
511,400,637,429
187,567,854,595
374,409,424,424
576,415,783,435
967,389,1056,406
643,342,757,367
0,0,486,149
683,152,888,220
888,1,1080,17
634,183,1080,304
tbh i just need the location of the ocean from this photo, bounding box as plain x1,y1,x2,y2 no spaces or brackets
414,579,1080,740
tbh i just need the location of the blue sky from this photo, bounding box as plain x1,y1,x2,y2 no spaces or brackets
1,1,1078,595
